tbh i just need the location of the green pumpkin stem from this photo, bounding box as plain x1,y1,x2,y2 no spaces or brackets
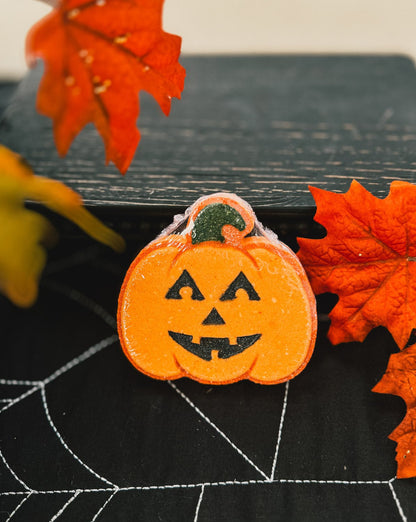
191,203,246,244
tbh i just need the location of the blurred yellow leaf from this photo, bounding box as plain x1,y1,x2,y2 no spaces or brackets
0,145,125,307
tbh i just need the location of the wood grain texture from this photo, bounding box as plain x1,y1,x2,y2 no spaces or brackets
1,55,416,216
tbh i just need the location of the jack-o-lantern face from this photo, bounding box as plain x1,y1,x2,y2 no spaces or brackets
166,269,261,361
118,193,317,385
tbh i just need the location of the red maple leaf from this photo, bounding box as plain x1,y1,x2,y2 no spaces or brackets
373,344,416,478
26,0,185,173
297,180,416,349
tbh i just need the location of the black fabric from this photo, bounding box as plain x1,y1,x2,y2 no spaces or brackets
0,238,414,521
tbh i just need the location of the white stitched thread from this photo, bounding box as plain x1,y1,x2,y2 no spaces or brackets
389,480,408,522
0,448,32,491
5,491,33,521
0,476,392,498
270,381,289,481
0,490,113,497
42,335,118,387
0,335,117,415
168,381,269,480
40,386,117,488
45,281,116,329
0,386,39,414
0,379,42,386
49,490,81,522
276,479,389,485
193,485,205,522
90,489,119,521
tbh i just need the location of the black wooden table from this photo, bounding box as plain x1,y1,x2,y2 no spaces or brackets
0,56,415,521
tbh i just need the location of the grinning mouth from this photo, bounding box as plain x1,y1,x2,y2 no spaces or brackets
168,331,261,361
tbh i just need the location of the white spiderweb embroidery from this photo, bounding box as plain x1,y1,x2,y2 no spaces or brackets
0,251,409,522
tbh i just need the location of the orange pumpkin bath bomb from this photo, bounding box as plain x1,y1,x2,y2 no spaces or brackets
118,193,317,385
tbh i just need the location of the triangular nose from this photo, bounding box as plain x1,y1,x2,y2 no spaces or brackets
202,307,226,325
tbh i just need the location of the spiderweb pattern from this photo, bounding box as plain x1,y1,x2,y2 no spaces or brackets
0,244,412,521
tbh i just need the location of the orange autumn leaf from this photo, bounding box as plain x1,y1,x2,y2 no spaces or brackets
0,144,124,307
373,344,416,478
297,180,416,349
26,0,185,173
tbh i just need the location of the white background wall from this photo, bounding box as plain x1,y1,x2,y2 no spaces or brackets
1,0,416,79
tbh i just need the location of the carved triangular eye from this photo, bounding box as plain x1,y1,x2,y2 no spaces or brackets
220,272,260,301
165,270,205,300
